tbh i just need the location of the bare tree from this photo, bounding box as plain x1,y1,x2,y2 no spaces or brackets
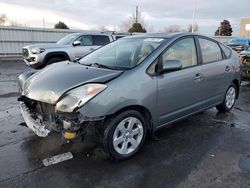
187,23,198,32
99,25,110,32
164,25,181,33
119,7,147,32
9,20,25,27
0,14,7,25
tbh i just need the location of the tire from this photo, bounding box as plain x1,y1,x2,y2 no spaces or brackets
101,110,147,160
46,57,65,66
216,83,237,113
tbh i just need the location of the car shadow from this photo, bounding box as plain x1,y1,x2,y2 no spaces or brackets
20,110,228,187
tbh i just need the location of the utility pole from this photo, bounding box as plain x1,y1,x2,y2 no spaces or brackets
42,18,45,29
135,6,138,24
192,0,196,33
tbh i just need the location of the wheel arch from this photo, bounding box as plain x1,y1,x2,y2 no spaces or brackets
109,105,153,133
43,51,70,64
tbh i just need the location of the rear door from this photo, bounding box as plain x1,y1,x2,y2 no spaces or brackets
196,37,232,107
157,37,205,126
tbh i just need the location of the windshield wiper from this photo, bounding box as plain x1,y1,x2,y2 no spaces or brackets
81,62,129,70
91,63,113,69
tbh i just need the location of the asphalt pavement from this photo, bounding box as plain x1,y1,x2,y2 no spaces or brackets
0,61,250,188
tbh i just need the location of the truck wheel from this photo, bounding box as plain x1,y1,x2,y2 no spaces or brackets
46,57,65,66
216,83,237,113
101,110,147,160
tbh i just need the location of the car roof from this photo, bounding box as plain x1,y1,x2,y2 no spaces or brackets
126,32,188,39
66,32,114,36
67,32,215,42
125,32,212,40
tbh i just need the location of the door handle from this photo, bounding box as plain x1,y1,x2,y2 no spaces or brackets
89,48,95,51
225,66,231,72
194,73,203,82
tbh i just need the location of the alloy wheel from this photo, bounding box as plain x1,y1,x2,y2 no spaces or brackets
225,86,236,109
112,117,144,155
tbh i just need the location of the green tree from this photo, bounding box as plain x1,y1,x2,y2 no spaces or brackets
128,23,146,33
54,21,69,29
215,20,233,36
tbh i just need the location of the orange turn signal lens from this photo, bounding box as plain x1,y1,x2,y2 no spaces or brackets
64,132,76,140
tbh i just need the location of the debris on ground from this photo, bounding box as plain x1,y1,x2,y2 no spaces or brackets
42,152,73,167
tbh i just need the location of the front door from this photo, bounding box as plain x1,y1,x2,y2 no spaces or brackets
157,37,204,126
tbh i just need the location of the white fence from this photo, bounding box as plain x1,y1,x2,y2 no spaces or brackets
0,26,85,56
0,26,235,56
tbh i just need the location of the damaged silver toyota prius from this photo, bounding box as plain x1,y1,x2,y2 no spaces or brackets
18,33,241,160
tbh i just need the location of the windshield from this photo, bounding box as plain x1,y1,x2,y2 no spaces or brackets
79,37,165,69
57,34,79,45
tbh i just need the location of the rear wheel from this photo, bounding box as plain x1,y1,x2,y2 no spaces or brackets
101,110,147,160
216,84,237,113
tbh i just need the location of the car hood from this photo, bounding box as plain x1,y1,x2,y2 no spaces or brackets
23,43,70,50
23,61,123,104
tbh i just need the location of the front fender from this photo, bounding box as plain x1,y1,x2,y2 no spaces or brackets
17,70,38,92
77,69,158,127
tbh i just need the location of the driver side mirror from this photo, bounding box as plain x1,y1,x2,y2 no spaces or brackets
158,60,182,73
73,41,81,46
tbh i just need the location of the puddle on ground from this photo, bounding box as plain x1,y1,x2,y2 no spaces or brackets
239,154,250,172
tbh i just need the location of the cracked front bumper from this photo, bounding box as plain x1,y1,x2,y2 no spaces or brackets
19,102,51,137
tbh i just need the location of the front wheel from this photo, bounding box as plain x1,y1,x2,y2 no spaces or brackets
216,84,237,113
101,110,147,160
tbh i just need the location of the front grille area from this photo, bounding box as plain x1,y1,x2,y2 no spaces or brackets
22,48,29,58
18,96,55,121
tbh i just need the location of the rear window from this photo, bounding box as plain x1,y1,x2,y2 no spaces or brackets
220,44,231,58
115,36,125,40
199,38,223,63
93,35,110,46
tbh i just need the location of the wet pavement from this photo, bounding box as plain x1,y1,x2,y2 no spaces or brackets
0,61,250,188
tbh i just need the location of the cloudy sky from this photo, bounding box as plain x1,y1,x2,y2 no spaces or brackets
0,0,249,36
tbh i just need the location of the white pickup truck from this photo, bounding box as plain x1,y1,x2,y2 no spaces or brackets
22,32,129,69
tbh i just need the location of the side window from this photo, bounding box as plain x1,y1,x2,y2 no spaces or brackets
93,35,110,46
220,44,231,58
77,35,93,46
199,38,223,63
115,36,125,40
162,37,197,68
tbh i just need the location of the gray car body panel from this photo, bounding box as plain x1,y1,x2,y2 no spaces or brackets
19,32,241,132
